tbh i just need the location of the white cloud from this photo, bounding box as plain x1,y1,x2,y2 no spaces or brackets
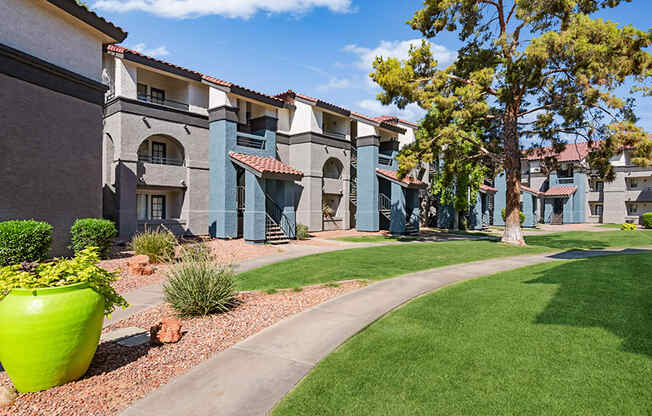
317,77,352,92
130,43,170,57
94,0,352,19
357,99,426,123
344,39,455,71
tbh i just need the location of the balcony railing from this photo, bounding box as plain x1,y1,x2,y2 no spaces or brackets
138,155,185,167
378,156,393,166
323,129,347,140
236,132,266,150
137,94,189,111
558,177,574,185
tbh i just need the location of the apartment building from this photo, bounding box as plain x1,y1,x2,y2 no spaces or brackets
100,47,425,244
490,140,652,227
0,0,127,254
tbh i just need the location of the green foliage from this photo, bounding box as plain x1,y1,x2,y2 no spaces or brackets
296,224,310,240
70,218,117,259
621,222,638,231
131,229,176,263
642,213,652,229
0,247,128,317
163,244,235,318
372,0,652,242
501,209,526,226
0,220,53,266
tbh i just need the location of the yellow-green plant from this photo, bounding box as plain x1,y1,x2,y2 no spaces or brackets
131,228,176,263
621,223,638,231
0,247,128,317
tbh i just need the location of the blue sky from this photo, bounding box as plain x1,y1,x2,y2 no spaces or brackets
94,0,651,131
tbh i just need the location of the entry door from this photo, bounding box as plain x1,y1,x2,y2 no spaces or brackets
552,199,564,225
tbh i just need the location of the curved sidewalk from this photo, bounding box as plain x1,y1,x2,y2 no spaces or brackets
121,247,652,416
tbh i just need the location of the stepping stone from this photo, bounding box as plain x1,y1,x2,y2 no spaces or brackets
102,327,150,347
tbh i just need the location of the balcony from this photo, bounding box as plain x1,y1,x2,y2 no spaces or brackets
138,155,184,167
558,177,574,185
137,162,187,188
323,129,347,140
323,178,343,195
378,156,393,167
137,94,189,111
587,191,603,202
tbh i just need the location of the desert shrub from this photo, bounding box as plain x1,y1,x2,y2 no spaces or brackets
642,213,652,229
0,220,52,266
131,228,176,263
621,222,638,231
70,218,117,259
163,244,235,318
296,224,310,240
0,247,128,316
501,209,526,226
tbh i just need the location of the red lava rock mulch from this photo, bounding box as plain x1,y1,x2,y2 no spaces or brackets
100,257,170,295
0,281,364,416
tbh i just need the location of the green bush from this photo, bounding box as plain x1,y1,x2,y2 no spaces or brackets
642,213,652,229
0,247,128,317
131,228,176,263
621,222,638,231
163,244,235,318
501,209,526,226
296,224,310,240
70,218,117,259
0,220,53,266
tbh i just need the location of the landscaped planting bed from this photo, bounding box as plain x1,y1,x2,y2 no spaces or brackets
0,282,364,416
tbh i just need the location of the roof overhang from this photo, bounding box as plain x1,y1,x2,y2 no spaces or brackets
47,0,127,43
376,169,427,189
229,153,303,181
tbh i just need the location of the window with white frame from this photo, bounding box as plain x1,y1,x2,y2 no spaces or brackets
591,204,603,216
136,194,166,220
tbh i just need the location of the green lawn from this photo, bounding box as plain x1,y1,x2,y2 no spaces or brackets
596,223,623,228
331,235,419,243
237,231,652,291
273,254,652,415
236,241,547,291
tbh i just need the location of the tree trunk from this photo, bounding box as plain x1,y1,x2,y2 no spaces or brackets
501,108,526,246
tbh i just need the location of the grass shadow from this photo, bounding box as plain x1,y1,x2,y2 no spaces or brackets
525,254,652,357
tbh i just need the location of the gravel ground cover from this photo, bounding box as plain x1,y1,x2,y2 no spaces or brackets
0,282,363,416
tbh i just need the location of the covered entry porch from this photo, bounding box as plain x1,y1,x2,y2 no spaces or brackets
376,168,426,235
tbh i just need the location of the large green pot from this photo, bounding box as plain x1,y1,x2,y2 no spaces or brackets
0,282,104,393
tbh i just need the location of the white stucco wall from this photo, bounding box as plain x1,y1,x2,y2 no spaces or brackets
0,0,105,81
609,152,627,167
356,120,377,138
397,123,416,148
289,101,321,134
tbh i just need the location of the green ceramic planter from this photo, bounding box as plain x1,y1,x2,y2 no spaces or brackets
0,282,104,393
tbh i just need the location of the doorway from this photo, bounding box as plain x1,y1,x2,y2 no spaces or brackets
552,199,564,225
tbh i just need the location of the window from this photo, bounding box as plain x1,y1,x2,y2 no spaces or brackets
557,165,573,178
630,180,638,189
151,195,166,220
590,181,604,192
151,142,167,164
150,87,165,105
137,83,148,100
137,194,148,220
591,204,603,216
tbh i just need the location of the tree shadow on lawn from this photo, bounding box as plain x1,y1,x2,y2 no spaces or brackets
525,254,652,358
525,235,611,251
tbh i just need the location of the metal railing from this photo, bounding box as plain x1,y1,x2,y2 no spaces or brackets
138,155,185,166
237,186,245,211
558,177,574,185
378,156,393,166
323,129,347,140
350,148,357,168
265,192,296,240
379,193,392,212
137,94,189,111
236,132,266,150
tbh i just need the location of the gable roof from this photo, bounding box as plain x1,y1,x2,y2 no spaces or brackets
526,141,600,162
376,169,426,188
229,152,303,180
47,0,127,43
543,186,578,197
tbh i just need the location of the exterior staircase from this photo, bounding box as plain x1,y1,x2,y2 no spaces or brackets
265,217,290,244
350,147,357,207
379,193,392,221
405,223,419,236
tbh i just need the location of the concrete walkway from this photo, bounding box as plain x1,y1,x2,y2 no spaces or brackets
120,247,652,416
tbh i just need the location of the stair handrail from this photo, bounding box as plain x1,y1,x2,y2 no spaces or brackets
264,192,296,240
379,193,392,212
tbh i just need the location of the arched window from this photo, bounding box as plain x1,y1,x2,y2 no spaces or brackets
323,158,343,179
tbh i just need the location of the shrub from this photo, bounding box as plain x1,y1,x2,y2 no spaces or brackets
131,228,176,263
0,220,52,266
501,209,526,226
296,224,310,240
621,222,638,231
0,247,128,317
642,213,652,229
163,244,235,318
70,218,117,259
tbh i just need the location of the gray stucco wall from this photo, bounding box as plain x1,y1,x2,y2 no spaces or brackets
103,107,210,239
0,73,103,255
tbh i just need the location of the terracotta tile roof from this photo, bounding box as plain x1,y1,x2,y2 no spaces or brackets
480,184,498,193
526,141,601,162
376,169,426,188
106,45,203,79
229,152,303,178
274,90,350,115
543,186,578,197
521,185,541,195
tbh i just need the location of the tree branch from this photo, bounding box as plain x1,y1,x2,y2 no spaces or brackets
517,105,552,117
